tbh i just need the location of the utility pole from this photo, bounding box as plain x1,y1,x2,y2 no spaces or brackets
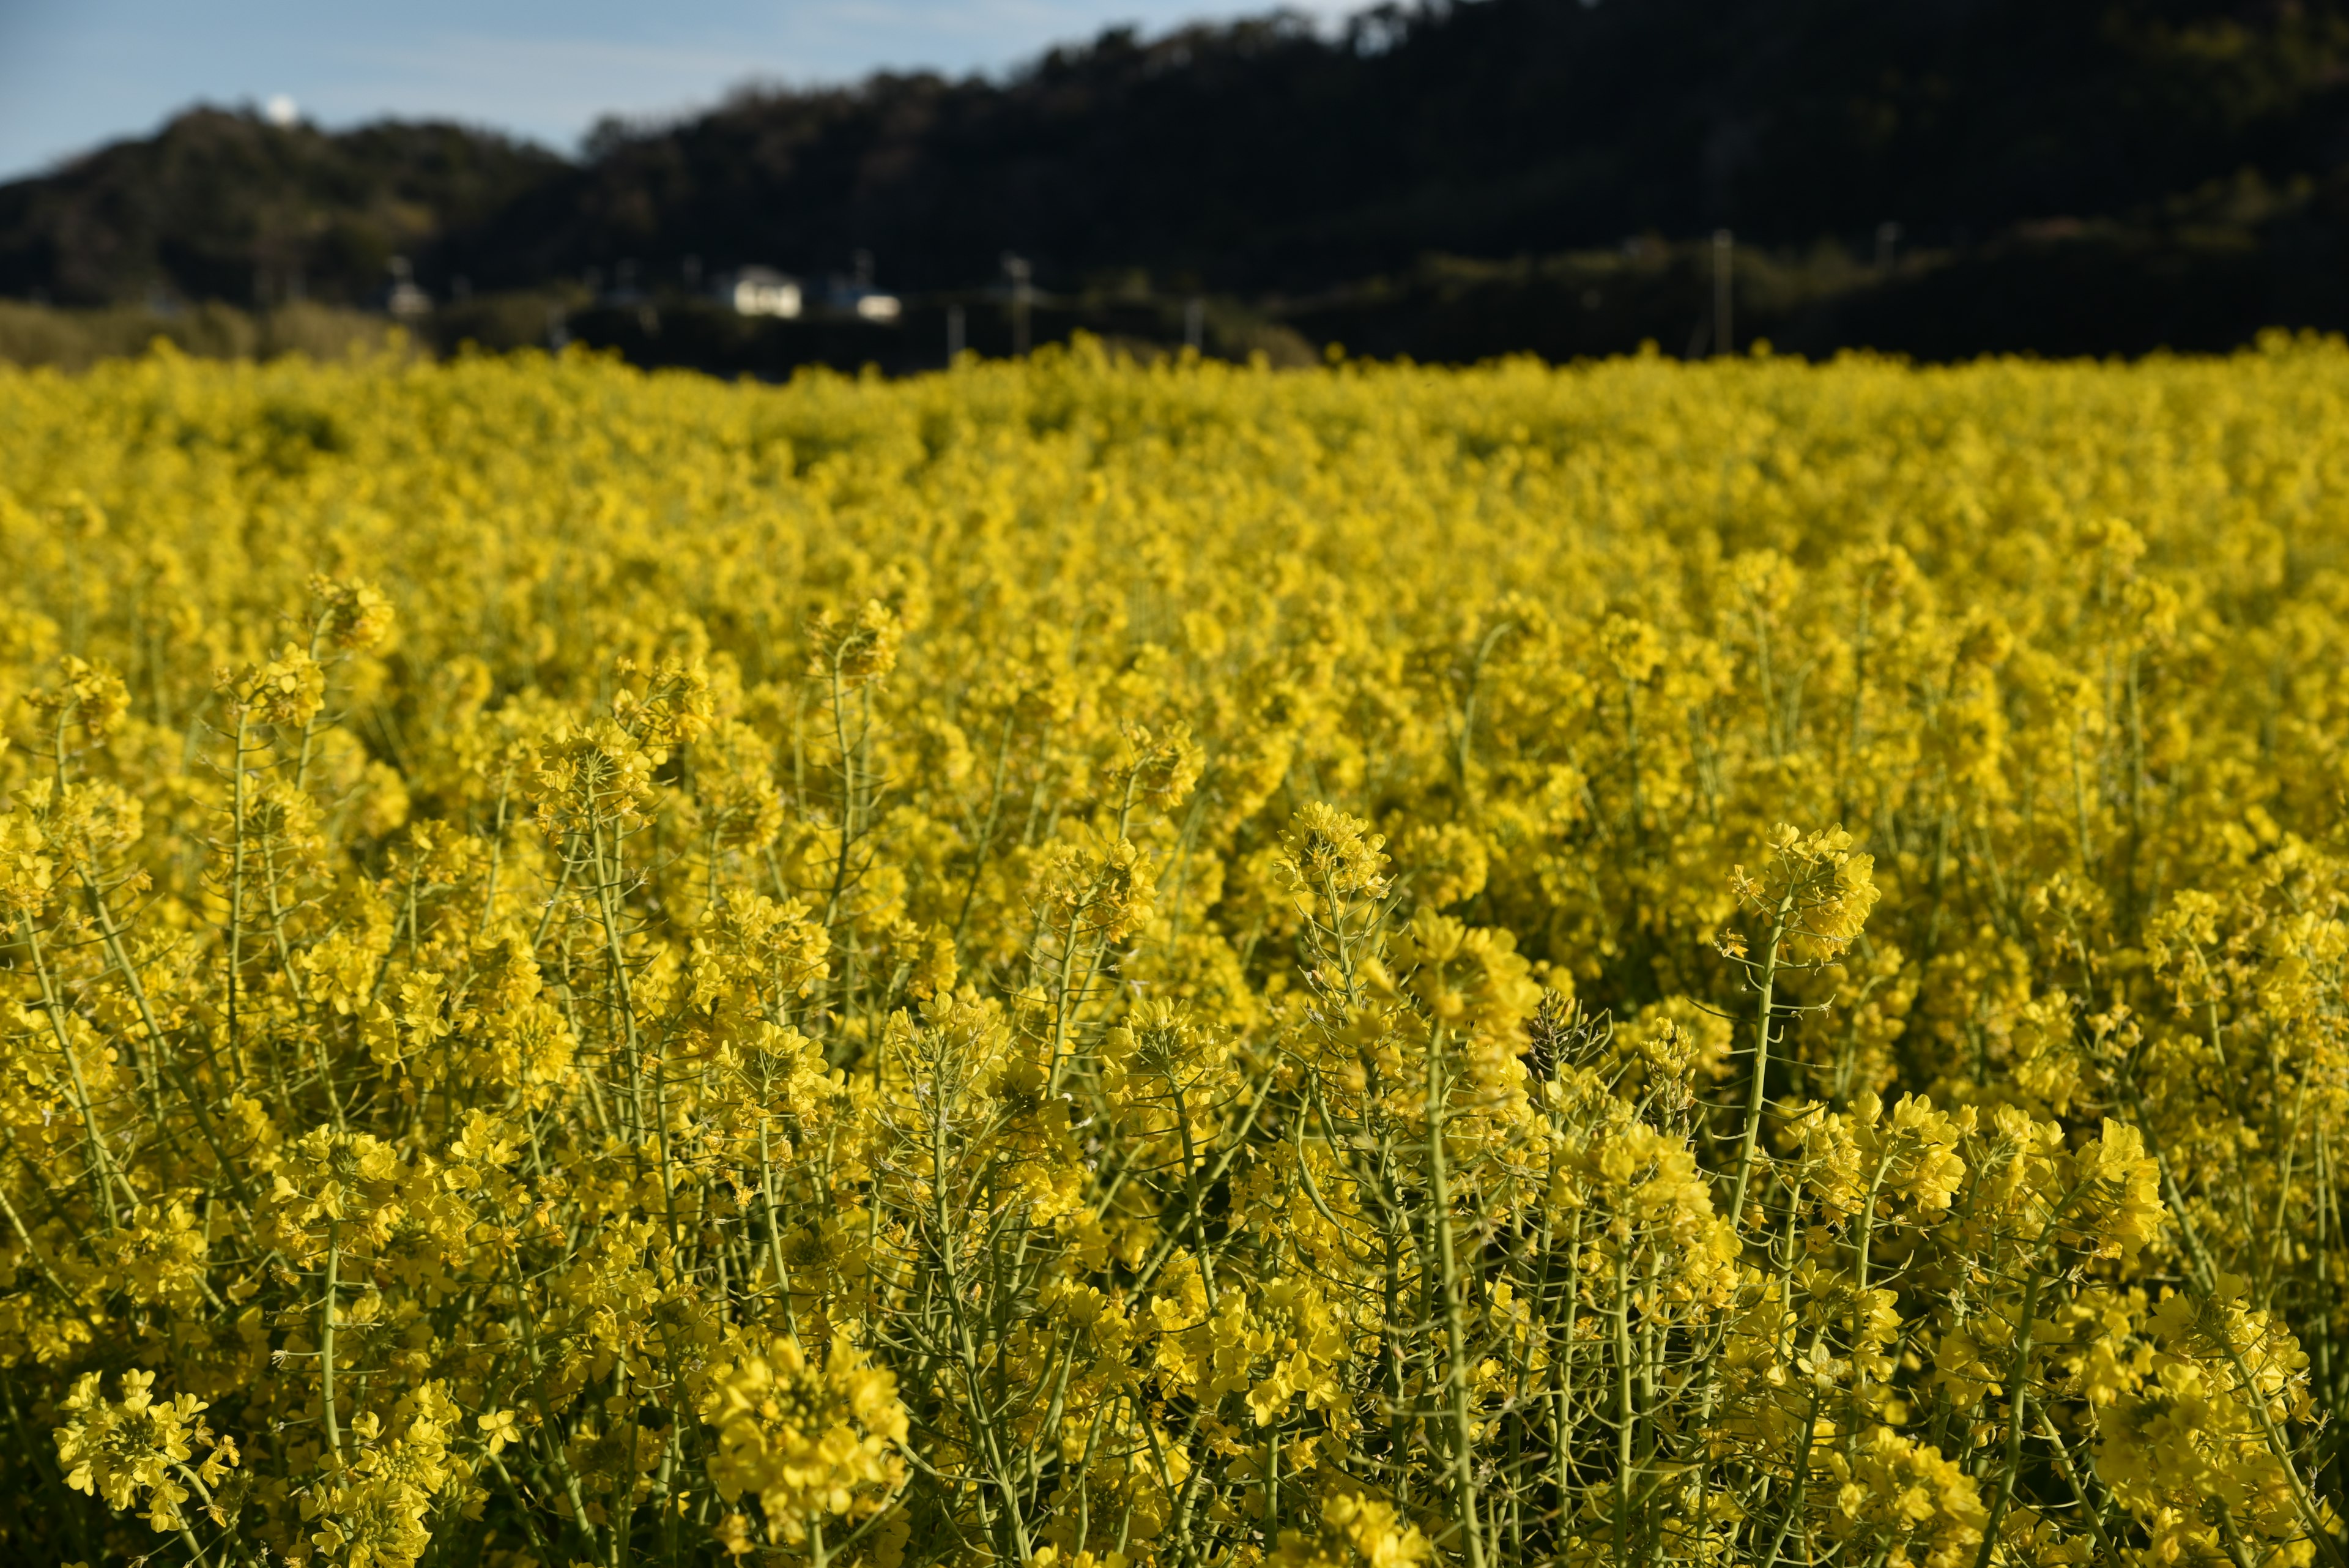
1184,296,1204,353
1002,253,1033,355
1874,221,1902,274
947,303,966,363
1712,229,1734,357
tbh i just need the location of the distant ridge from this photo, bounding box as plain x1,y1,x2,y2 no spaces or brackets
8,0,2349,359
0,109,560,307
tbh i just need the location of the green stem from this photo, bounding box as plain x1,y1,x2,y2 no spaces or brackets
321,1217,344,1466
1425,1021,1484,1568
1730,894,1798,1224
1970,1266,2041,1568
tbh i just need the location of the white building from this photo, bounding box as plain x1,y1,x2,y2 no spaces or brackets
715,267,802,318
837,250,900,322
383,256,431,319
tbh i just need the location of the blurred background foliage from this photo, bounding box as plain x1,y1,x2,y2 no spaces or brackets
11,0,2349,368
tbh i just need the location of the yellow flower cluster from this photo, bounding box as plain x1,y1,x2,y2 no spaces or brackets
55,1369,239,1534
0,336,2343,1568
703,1337,910,1553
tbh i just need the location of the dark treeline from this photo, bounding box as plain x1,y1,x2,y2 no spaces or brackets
8,0,2349,360
0,117,559,308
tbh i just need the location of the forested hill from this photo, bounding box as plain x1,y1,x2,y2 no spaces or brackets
492,0,2349,294
0,112,561,307
7,0,2349,353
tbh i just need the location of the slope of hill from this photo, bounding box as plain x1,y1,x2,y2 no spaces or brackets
0,109,562,307
480,0,2349,294
6,0,2349,354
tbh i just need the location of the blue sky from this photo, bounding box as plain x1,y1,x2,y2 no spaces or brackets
0,0,1349,182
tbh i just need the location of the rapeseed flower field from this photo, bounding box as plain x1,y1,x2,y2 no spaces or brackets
0,338,2344,1568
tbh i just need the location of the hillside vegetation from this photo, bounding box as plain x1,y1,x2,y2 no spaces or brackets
9,0,2349,359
